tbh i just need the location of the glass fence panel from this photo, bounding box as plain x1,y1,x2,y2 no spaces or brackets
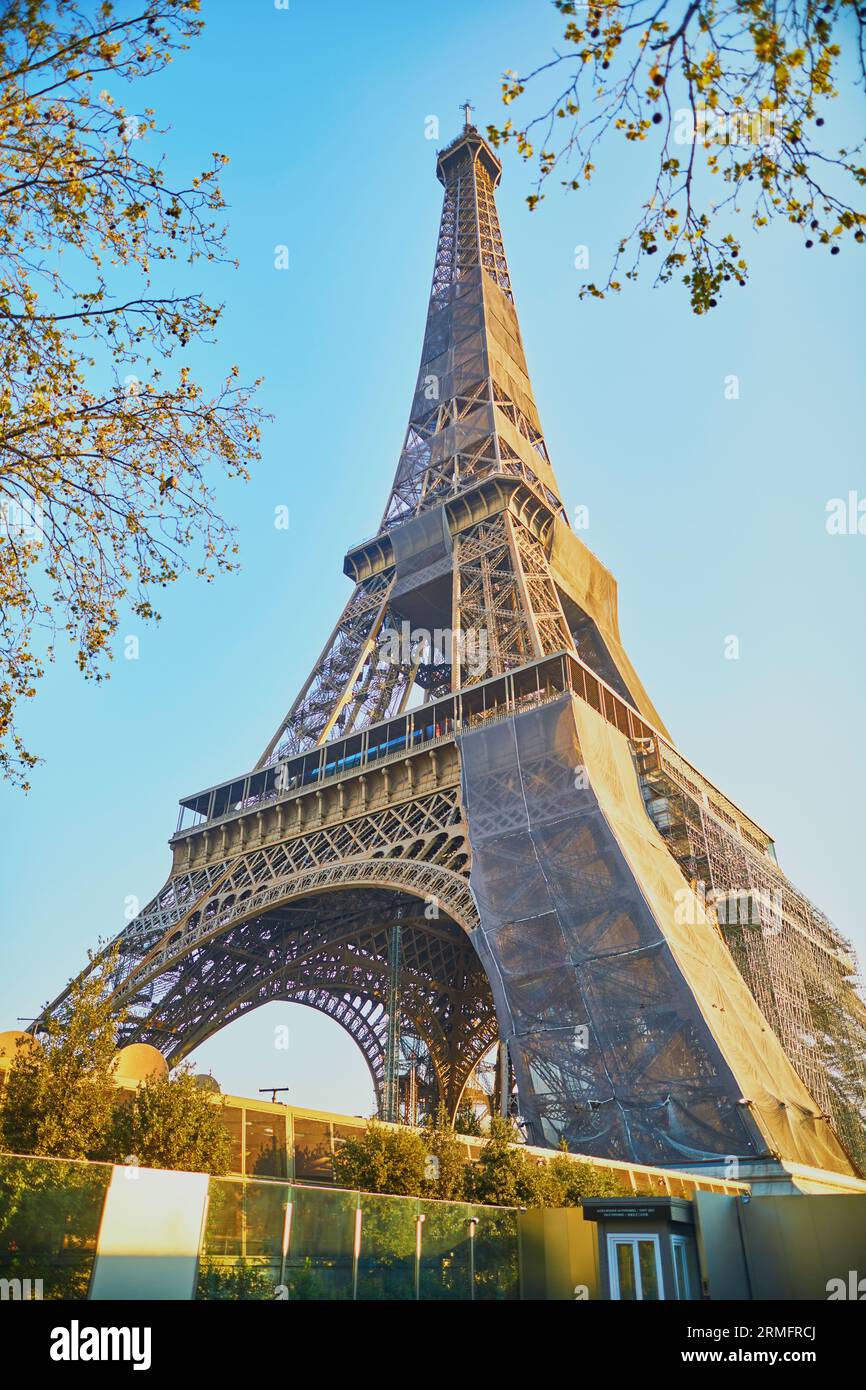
471,1205,520,1301
0,1153,112,1300
284,1185,357,1301
355,1193,418,1301
0,1155,525,1303
418,1199,472,1301
196,1177,286,1300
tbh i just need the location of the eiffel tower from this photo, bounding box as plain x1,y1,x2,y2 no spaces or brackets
44,113,866,1176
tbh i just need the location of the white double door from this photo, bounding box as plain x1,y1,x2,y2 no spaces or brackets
607,1233,664,1300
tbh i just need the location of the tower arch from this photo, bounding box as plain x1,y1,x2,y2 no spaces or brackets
115,882,497,1121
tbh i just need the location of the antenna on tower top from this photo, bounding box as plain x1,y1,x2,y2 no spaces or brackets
461,99,474,129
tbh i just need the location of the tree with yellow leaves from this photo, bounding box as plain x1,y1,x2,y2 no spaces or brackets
488,0,866,312
0,0,264,787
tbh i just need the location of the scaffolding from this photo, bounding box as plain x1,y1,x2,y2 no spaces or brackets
638,738,866,1172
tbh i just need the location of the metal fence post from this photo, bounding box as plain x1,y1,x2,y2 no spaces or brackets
352,1198,362,1301
414,1212,426,1300
469,1215,478,1300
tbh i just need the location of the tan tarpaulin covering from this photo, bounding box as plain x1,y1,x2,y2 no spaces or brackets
549,519,671,739
571,697,854,1176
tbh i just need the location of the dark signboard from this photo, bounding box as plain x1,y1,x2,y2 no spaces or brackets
581,1197,694,1225
583,1205,661,1221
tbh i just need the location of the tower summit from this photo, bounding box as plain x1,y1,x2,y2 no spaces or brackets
259,115,666,763
42,122,866,1177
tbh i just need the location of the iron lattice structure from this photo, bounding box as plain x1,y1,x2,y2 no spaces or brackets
43,121,866,1170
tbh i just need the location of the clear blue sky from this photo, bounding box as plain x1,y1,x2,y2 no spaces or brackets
1,0,864,1115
